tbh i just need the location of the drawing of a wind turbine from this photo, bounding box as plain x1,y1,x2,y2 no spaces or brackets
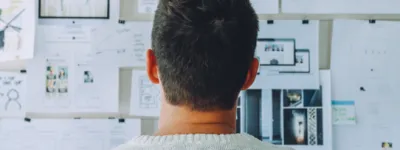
0,8,25,49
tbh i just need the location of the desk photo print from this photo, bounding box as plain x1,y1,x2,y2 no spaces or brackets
39,0,110,19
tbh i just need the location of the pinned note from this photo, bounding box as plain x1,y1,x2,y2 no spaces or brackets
332,100,356,125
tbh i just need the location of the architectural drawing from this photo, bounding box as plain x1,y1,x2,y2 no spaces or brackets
138,76,160,109
39,0,109,18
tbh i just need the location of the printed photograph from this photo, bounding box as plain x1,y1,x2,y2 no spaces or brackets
83,70,94,83
283,108,308,145
236,106,241,133
57,66,68,93
317,108,323,145
303,86,323,107
283,89,303,107
382,142,393,150
244,89,262,140
45,66,57,93
270,89,283,144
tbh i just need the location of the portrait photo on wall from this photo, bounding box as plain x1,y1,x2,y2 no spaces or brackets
283,108,323,146
45,66,57,94
57,66,68,93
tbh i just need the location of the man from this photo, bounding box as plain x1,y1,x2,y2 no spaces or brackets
114,0,294,149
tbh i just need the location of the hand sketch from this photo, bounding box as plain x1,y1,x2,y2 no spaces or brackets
0,7,25,52
138,76,160,109
91,22,152,67
0,73,24,111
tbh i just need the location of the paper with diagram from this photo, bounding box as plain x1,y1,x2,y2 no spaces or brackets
0,118,141,150
39,0,110,18
252,20,320,89
331,20,400,150
282,0,400,14
91,22,152,67
0,0,36,61
0,71,26,117
130,70,161,117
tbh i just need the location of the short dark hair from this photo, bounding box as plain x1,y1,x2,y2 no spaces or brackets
151,0,259,111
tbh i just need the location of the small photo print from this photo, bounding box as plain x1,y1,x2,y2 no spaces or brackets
83,70,94,83
46,66,57,93
57,66,68,93
284,108,308,145
283,89,303,107
303,86,323,107
382,142,393,150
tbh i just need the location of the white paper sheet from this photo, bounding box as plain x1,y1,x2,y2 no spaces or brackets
252,20,320,89
0,71,26,117
137,0,159,14
27,46,119,113
0,0,36,61
43,25,92,42
0,118,141,150
282,0,400,14
250,0,279,14
331,20,400,150
39,0,109,18
130,70,161,117
73,63,119,113
91,22,152,67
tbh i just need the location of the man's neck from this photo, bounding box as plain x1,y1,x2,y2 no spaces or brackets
156,102,237,136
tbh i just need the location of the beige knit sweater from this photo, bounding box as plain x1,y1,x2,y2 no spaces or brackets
113,133,295,150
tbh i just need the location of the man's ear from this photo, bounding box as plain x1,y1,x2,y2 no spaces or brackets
241,58,259,90
146,49,160,84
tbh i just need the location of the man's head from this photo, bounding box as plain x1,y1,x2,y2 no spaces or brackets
147,0,259,111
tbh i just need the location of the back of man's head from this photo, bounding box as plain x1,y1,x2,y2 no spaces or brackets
151,0,259,111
